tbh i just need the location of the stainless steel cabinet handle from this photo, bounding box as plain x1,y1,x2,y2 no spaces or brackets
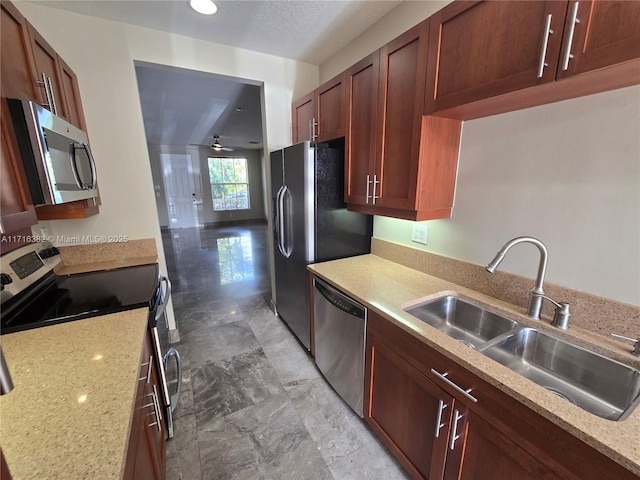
449,409,464,450
139,355,153,382
561,2,580,71
46,76,58,115
430,369,478,403
537,14,554,78
365,175,370,204
36,73,54,112
434,399,448,438
372,174,379,204
311,118,318,141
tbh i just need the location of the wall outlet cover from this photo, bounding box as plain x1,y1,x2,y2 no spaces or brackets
411,224,428,245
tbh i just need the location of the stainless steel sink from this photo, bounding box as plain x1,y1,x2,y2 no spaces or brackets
479,328,640,421
404,296,520,349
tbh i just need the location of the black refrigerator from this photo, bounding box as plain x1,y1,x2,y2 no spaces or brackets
270,140,372,350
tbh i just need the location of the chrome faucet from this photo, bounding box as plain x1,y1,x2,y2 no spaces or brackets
486,236,571,328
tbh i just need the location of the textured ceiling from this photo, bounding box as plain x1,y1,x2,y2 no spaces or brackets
34,0,403,149
35,0,401,65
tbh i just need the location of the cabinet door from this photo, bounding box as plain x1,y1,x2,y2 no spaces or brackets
26,23,69,120
315,72,346,142
375,22,429,212
444,408,562,480
1,1,38,100
292,92,314,143
556,0,640,79
129,335,166,480
425,1,568,114
0,100,37,251
365,332,451,479
58,57,87,130
345,52,379,206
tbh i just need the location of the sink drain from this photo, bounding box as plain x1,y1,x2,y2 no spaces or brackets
545,387,576,405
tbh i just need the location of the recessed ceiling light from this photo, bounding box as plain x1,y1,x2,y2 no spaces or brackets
189,0,217,15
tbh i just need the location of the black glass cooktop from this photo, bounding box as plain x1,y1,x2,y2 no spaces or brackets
1,263,159,334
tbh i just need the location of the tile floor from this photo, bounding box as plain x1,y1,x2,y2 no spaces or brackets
161,223,410,480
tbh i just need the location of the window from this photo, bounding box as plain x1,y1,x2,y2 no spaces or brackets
208,157,250,211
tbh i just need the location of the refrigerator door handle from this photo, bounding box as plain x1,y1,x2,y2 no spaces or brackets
279,185,292,258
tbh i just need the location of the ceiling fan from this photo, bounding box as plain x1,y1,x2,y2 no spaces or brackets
190,135,235,151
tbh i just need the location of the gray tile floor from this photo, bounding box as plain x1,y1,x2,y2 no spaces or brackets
161,224,410,480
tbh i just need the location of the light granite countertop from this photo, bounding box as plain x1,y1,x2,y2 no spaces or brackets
308,254,640,476
0,309,149,479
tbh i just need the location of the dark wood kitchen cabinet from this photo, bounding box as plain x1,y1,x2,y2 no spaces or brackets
292,72,346,143
124,333,166,480
0,0,97,224
345,21,462,221
365,311,638,480
0,1,38,251
425,0,640,119
555,1,640,80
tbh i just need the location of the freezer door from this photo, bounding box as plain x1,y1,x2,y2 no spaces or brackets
271,142,314,350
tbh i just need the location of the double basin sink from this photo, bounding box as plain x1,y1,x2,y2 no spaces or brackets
404,296,640,422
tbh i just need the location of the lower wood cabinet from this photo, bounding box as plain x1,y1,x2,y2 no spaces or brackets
124,333,166,480
365,310,638,480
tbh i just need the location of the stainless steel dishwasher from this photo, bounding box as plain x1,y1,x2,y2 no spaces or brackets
313,277,367,417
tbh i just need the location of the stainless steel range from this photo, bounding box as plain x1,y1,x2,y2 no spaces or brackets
0,243,182,438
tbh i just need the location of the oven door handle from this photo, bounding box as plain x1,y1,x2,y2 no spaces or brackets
155,275,172,324
163,347,182,413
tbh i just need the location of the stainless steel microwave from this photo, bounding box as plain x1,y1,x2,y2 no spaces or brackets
8,99,98,205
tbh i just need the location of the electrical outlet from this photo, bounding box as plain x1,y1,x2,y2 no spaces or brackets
411,224,428,245
40,227,49,239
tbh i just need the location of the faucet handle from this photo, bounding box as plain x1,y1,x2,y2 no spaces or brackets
611,334,640,356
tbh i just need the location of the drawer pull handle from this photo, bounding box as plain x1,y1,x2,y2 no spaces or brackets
431,369,478,403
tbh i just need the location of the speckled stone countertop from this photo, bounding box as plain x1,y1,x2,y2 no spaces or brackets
308,254,640,475
0,309,149,479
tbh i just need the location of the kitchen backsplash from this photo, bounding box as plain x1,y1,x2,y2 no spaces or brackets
55,238,158,274
371,237,640,342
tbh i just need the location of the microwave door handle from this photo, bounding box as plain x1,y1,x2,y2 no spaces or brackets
72,142,97,189
69,143,86,189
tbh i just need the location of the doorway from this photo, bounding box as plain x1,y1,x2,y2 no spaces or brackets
160,153,199,229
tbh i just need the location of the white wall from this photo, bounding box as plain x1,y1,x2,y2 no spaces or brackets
374,85,640,306
16,1,319,327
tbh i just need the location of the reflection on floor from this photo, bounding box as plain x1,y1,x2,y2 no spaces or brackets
162,222,409,480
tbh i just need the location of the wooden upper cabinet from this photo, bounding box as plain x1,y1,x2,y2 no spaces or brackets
58,57,87,130
375,22,430,213
425,1,568,114
1,1,38,101
556,0,640,79
315,72,346,142
425,0,640,118
0,2,38,250
292,72,346,144
292,91,314,143
27,23,70,122
345,52,379,207
346,21,462,221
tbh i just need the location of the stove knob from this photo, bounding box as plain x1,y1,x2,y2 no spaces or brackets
0,273,13,291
